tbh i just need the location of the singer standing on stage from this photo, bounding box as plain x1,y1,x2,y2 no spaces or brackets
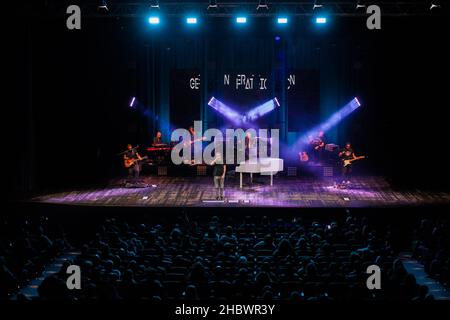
211,152,226,200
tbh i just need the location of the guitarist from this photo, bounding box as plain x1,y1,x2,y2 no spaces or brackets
310,131,327,163
339,142,356,184
124,144,143,181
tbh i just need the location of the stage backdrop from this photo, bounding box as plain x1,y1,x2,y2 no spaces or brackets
148,35,370,146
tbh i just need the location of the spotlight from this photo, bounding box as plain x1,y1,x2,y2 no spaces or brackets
207,0,218,10
148,16,160,25
236,17,247,24
129,96,136,108
186,17,198,24
208,97,243,125
97,0,108,12
313,0,324,10
316,17,327,24
245,98,280,122
150,0,160,9
257,0,269,11
208,97,279,124
277,17,288,24
430,1,441,10
294,97,362,149
355,1,366,10
274,97,280,107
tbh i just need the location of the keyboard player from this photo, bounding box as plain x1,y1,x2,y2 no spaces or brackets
148,131,170,164
152,131,164,146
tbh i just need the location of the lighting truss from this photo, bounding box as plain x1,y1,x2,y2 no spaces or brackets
24,2,447,18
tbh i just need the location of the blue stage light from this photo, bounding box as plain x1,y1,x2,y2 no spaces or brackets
148,16,160,25
316,17,327,24
294,97,362,149
277,17,288,24
236,17,247,24
186,17,197,24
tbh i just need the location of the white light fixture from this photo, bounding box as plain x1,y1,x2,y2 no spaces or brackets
208,0,218,10
313,0,324,10
430,1,441,10
257,0,269,11
98,0,108,11
150,0,160,9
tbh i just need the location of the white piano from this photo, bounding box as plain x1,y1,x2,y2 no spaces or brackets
235,157,284,188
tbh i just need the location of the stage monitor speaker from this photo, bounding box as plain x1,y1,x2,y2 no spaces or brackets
125,182,149,188
158,166,168,176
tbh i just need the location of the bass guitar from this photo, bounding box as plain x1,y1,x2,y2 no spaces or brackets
124,156,148,168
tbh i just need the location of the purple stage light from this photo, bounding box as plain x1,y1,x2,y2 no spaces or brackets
296,97,362,146
129,96,136,108
316,97,362,133
208,97,243,124
208,97,280,124
274,97,280,107
245,98,280,122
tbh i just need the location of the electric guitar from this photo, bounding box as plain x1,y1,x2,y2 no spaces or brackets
299,151,309,162
124,156,148,168
187,136,208,145
343,156,366,167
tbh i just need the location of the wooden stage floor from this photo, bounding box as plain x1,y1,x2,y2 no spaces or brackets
29,176,450,208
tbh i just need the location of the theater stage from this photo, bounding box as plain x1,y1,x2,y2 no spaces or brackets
29,176,449,208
